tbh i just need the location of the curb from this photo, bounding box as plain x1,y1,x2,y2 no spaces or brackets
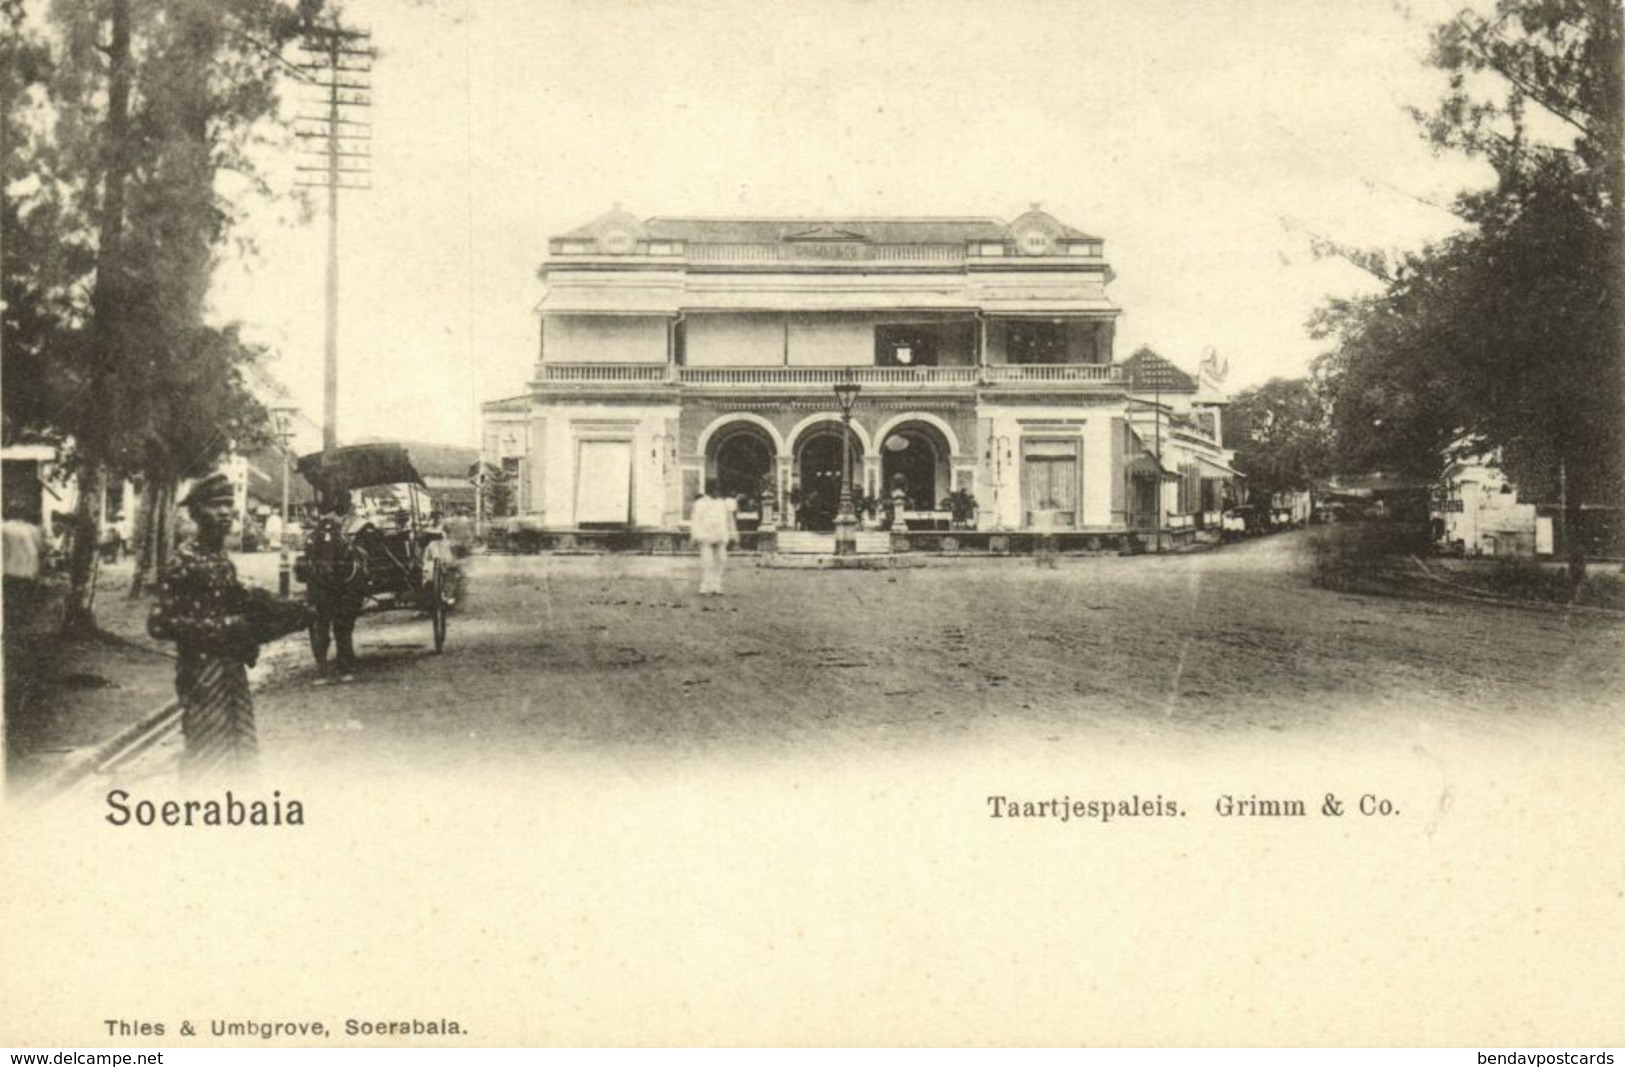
21,699,182,806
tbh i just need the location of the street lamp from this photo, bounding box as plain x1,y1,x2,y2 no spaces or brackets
653,431,677,527
985,434,1012,531
832,369,862,556
270,406,297,596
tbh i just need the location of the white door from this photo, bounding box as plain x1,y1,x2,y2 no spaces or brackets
1535,515,1554,555
575,440,632,525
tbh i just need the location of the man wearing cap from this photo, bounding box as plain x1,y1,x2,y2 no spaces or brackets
148,472,309,779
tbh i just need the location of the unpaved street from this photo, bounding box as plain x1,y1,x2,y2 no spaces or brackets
228,532,1624,774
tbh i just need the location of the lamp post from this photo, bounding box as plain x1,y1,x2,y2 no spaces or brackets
652,431,677,527
270,406,297,597
832,370,862,556
986,434,1011,531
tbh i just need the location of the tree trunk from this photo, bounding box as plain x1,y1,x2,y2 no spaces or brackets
61,464,105,635
127,477,153,596
155,479,177,574
63,0,134,633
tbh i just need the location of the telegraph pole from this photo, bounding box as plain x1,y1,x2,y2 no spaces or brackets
297,19,373,451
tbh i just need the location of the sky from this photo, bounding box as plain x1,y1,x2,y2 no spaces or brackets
211,0,1495,450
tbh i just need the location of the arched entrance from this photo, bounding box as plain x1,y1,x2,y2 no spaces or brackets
794,425,864,532
708,423,776,508
879,422,951,513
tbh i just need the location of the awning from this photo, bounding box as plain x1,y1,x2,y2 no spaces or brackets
1125,452,1180,479
1196,455,1244,480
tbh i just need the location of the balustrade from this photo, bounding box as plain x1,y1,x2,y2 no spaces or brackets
540,363,668,383
537,362,1125,388
983,363,1122,383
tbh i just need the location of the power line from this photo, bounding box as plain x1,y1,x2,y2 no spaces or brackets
296,17,375,451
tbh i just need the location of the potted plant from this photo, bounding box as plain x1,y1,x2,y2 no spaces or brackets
941,489,978,530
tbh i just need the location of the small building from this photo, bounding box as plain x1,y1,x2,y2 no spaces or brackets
1433,457,1549,558
2,443,70,527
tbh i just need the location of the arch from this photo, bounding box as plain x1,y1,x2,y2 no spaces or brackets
708,423,776,504
695,412,786,457
871,411,961,459
787,412,872,455
876,417,954,513
791,423,867,534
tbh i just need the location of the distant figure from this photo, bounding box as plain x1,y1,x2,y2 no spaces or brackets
307,488,364,672
264,511,284,552
98,522,123,563
690,479,737,597
148,472,311,780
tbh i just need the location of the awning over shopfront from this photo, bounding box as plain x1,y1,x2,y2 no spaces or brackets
1195,455,1244,480
1125,452,1180,479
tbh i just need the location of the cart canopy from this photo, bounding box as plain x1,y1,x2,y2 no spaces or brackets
297,444,426,500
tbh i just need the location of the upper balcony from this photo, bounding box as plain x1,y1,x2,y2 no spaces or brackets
533,362,1126,395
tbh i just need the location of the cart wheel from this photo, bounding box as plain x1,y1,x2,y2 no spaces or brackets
430,567,448,653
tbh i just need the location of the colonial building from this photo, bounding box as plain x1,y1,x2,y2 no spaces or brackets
485,206,1238,550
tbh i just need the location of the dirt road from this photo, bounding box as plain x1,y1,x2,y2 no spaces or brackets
221,532,1624,775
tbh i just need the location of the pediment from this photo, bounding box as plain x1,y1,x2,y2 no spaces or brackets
782,225,871,243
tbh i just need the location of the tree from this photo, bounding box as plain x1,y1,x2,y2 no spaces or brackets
1314,0,1622,572
1223,377,1334,503
3,0,322,630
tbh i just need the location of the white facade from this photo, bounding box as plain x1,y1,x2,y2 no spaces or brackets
1435,457,1544,557
486,207,1236,542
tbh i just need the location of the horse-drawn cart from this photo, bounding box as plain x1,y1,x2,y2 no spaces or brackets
292,443,459,667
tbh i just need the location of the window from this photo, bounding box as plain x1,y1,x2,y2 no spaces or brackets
874,323,975,366
1006,320,1067,364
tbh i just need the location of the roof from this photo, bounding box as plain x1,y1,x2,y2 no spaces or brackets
481,394,531,414
557,206,645,241
553,209,1102,247
1324,472,1434,493
243,447,317,506
1122,349,1197,392
641,217,1012,244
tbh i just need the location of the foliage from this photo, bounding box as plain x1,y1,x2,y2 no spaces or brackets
1313,0,1622,513
1223,377,1334,497
1470,558,1624,608
478,463,514,518
3,0,323,627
